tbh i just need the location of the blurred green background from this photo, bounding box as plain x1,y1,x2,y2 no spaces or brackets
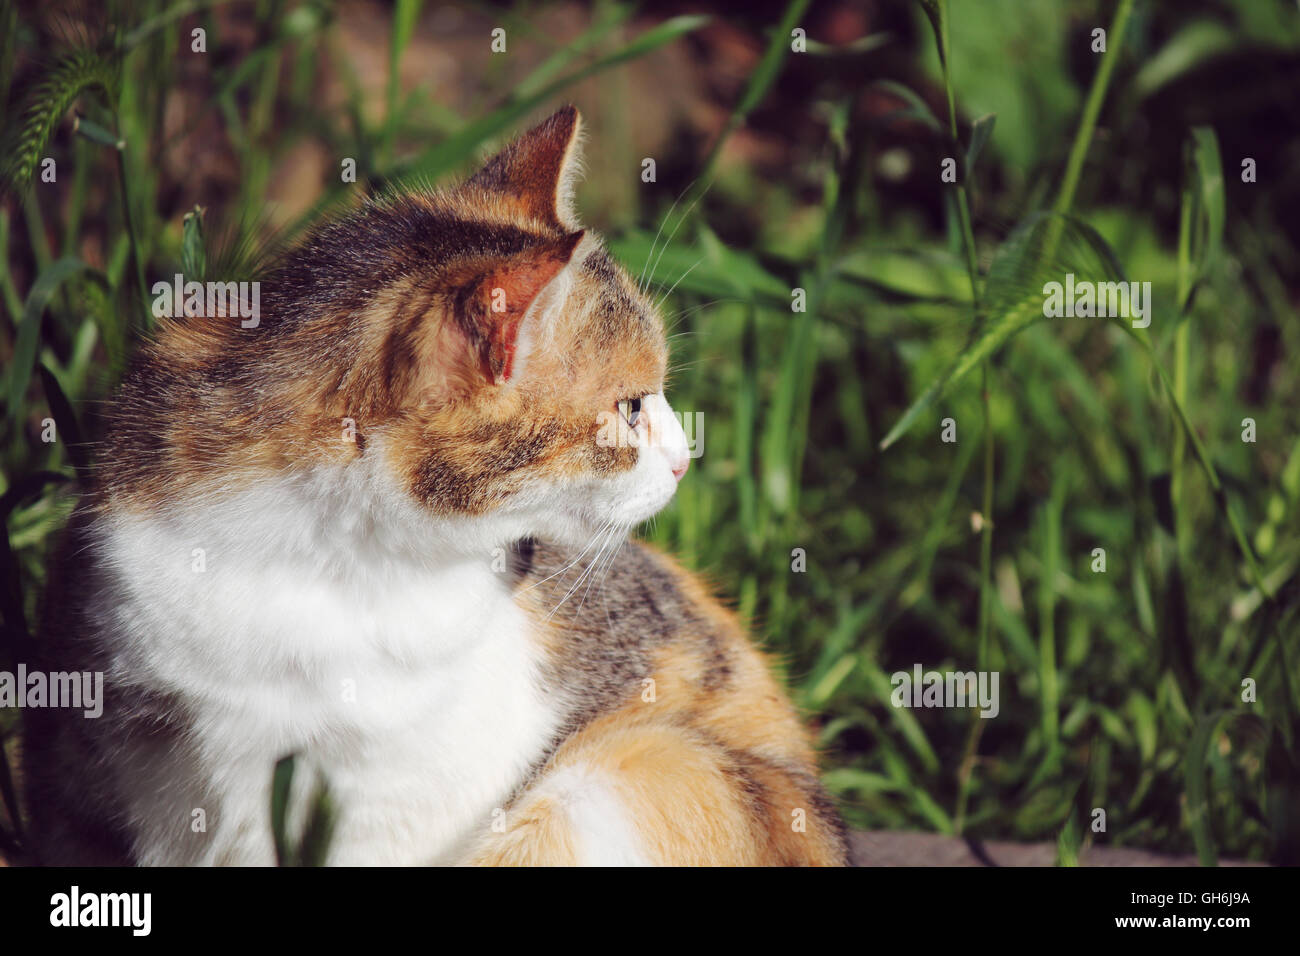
2,0,1299,865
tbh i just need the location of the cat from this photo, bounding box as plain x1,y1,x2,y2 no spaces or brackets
22,106,849,866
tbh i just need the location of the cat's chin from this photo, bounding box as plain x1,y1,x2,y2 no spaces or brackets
518,504,653,552
493,467,680,551
521,509,620,551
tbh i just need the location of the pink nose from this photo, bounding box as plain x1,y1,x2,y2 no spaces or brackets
672,458,689,481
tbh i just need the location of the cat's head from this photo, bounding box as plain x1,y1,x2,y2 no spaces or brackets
113,107,690,553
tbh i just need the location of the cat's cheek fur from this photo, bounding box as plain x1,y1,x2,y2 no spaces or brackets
474,392,690,548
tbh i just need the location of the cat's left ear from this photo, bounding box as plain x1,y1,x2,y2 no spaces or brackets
458,230,585,385
467,106,584,228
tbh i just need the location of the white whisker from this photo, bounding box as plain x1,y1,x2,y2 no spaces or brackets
644,179,712,296
637,176,702,296
654,257,703,314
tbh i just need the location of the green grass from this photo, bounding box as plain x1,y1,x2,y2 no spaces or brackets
2,0,1299,865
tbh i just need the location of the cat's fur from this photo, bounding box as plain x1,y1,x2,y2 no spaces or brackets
23,107,848,866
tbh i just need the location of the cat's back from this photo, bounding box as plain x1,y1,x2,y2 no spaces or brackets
515,537,744,720
500,536,849,865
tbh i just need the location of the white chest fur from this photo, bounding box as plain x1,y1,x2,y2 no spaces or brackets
90,463,562,865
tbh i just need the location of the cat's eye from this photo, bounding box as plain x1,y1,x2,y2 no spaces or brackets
617,396,642,427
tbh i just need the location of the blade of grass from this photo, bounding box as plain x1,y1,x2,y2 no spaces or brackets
2,50,119,190
4,257,96,425
513,4,636,100
392,15,709,184
270,754,295,866
1039,471,1066,751
381,0,425,167
0,730,23,847
695,0,812,188
1186,710,1233,866
1045,0,1135,245
921,0,996,675
1118,320,1272,600
36,363,88,478
879,213,1125,450
1172,127,1224,553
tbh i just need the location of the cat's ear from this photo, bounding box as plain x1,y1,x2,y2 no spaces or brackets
458,230,584,385
467,106,584,227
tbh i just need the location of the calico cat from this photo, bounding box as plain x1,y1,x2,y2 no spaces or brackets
23,106,849,866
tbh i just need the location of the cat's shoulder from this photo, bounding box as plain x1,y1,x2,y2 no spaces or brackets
512,535,734,641
510,535,757,719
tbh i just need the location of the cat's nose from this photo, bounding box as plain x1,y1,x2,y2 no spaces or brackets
671,458,689,482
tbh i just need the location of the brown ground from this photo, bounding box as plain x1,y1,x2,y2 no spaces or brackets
850,831,1263,867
